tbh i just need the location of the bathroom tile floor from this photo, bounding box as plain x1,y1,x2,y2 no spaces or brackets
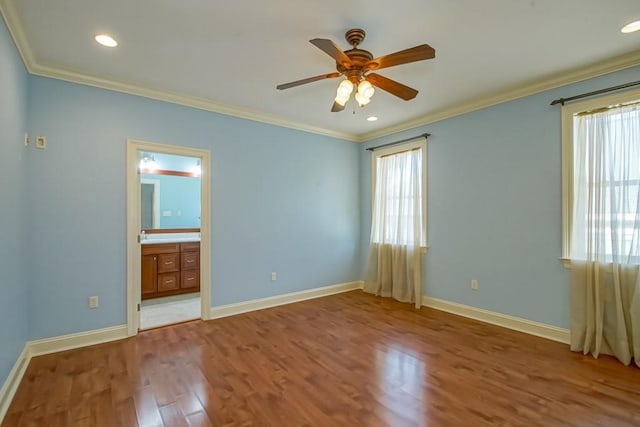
140,293,200,330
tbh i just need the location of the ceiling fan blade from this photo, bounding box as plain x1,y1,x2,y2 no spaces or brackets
365,73,418,100
276,72,341,90
331,101,345,112
365,44,435,71
310,38,353,68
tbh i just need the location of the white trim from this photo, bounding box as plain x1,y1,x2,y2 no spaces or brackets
28,325,128,357
421,296,570,344
560,87,640,264
359,51,640,142
30,63,358,142
0,345,29,423
0,0,35,72
209,281,363,319
1,0,638,143
0,0,353,141
0,325,128,424
126,140,212,335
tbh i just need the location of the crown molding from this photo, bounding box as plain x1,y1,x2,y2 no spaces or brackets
358,50,640,142
0,0,357,142
2,0,639,144
28,62,359,142
0,0,35,71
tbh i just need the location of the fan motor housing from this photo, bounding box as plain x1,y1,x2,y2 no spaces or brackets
337,48,373,79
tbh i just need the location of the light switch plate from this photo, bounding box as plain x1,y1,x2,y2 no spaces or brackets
35,136,47,149
89,296,99,308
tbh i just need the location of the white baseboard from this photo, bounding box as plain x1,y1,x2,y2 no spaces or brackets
0,345,29,423
1,281,363,422
0,324,129,424
209,281,364,319
28,325,129,357
3,288,568,423
422,296,570,344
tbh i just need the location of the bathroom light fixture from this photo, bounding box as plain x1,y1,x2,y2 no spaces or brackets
94,34,118,47
367,116,378,122
139,153,158,172
621,20,640,33
191,160,202,177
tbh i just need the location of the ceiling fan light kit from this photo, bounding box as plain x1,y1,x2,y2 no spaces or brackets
335,79,354,106
277,28,435,113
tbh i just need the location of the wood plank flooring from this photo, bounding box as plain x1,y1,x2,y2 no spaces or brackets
3,291,640,426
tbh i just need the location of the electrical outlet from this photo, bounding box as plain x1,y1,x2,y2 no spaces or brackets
24,133,29,146
89,296,99,308
471,279,479,290
271,272,277,281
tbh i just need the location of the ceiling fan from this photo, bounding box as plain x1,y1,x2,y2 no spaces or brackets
276,28,435,112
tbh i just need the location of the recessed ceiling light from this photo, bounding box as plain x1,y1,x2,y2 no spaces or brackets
94,34,118,47
367,116,378,122
621,20,640,33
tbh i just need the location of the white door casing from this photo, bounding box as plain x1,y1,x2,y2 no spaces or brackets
126,139,212,336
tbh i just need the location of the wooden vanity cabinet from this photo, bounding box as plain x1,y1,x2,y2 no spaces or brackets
141,242,200,299
180,242,200,290
141,254,158,298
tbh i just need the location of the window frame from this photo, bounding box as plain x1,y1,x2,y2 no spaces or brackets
370,137,428,249
560,87,640,268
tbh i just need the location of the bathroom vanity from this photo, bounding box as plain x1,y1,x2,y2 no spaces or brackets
141,233,200,299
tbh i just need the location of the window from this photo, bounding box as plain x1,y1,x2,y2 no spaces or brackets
561,88,640,265
370,138,427,247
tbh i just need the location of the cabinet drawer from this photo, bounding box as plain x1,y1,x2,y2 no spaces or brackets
181,251,199,270
142,243,180,255
158,253,180,273
158,272,179,292
180,242,200,252
181,270,200,289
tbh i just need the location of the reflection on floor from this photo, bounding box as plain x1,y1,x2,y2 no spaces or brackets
140,293,200,330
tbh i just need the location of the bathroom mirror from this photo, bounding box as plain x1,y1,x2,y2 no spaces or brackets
139,152,201,230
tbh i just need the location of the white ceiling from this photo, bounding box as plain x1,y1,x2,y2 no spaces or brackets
2,0,640,141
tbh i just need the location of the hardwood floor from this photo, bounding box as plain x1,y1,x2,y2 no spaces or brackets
3,291,640,426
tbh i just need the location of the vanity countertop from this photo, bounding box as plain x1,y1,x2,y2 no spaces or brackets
140,232,200,245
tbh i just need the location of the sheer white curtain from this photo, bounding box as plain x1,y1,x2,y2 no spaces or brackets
570,102,640,367
364,144,425,308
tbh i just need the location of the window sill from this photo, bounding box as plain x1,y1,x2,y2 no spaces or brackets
560,257,640,272
370,243,429,254
560,258,572,269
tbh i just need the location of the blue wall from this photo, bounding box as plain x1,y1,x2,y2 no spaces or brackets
140,173,201,228
0,16,29,386
26,76,361,339
2,3,640,374
360,66,640,329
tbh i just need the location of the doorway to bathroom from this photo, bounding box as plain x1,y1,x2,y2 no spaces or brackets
126,140,211,335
